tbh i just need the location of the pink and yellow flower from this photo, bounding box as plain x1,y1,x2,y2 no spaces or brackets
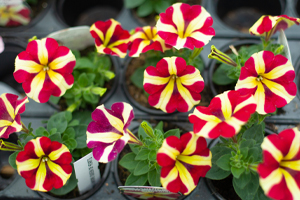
235,51,296,115
128,26,171,57
258,127,300,200
157,132,211,195
86,102,142,163
0,93,28,139
14,38,76,103
0,4,31,27
250,15,300,40
156,3,215,50
90,19,130,58
143,56,204,113
16,137,72,192
189,90,257,139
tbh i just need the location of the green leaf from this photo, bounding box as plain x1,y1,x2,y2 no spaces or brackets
155,121,164,133
71,50,80,59
135,149,150,161
64,111,72,123
125,173,148,186
205,163,231,180
154,1,170,14
231,166,245,178
233,172,251,189
130,66,146,89
148,168,161,186
119,153,140,170
148,150,157,161
91,87,107,96
248,147,261,162
75,57,94,70
134,161,150,176
164,129,180,138
216,154,232,171
63,127,76,139
233,172,259,200
49,133,62,143
103,71,115,80
49,128,57,136
35,127,48,137
124,0,146,8
213,64,237,85
83,90,98,104
137,1,154,18
49,96,60,104
78,73,90,87
50,166,78,195
129,144,140,154
68,120,80,127
242,124,264,144
72,111,92,125
211,145,232,163
255,186,272,200
73,125,88,149
240,139,255,149
9,151,19,170
47,112,68,134
63,138,77,151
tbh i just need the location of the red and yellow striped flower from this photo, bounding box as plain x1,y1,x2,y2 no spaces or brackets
90,19,130,58
258,127,300,200
235,51,296,115
16,137,72,192
0,4,31,27
143,56,204,113
189,90,257,139
0,93,28,139
157,132,211,195
14,38,76,103
86,102,142,163
250,15,300,40
128,26,171,57
156,3,215,50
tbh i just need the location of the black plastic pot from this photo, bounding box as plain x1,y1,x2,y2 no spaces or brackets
0,0,52,33
37,162,110,200
54,0,124,27
215,0,286,33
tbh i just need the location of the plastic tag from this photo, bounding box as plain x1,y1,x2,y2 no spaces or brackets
0,36,4,54
46,26,95,51
278,29,292,63
118,186,182,200
73,152,101,195
0,0,22,5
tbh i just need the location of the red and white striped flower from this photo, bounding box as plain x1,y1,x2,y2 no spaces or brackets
16,137,72,192
0,93,28,139
235,51,296,115
0,4,31,27
144,56,204,113
157,132,211,195
86,102,142,163
250,15,300,40
14,38,76,103
189,90,257,139
156,3,215,50
90,19,130,58
258,127,300,200
128,26,171,57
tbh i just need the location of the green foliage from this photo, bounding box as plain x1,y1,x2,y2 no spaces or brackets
26,0,38,5
119,121,180,186
55,50,114,110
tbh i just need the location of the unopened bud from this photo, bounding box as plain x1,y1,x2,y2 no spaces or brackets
208,45,237,67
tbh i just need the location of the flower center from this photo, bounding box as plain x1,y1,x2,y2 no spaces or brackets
256,75,263,82
171,74,178,80
43,66,50,71
41,156,49,162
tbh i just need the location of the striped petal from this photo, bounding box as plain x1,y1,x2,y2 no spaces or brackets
189,90,257,139
90,19,130,58
157,132,211,195
0,93,28,138
250,15,300,38
86,102,141,163
143,57,204,113
128,26,171,57
14,38,76,103
235,51,296,115
0,4,31,27
16,137,72,192
156,3,215,50
258,127,300,200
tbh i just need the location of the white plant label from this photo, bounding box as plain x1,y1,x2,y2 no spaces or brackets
0,0,22,5
0,36,4,54
74,152,101,195
278,29,292,63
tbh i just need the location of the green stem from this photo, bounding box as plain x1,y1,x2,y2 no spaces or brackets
249,164,258,172
66,100,81,113
189,47,203,61
21,122,29,134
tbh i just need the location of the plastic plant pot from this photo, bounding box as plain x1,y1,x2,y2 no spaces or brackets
54,0,124,27
215,0,286,33
294,55,300,101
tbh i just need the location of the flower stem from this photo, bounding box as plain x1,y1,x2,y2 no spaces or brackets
249,164,258,172
231,135,238,143
190,47,203,61
21,122,29,134
66,100,81,113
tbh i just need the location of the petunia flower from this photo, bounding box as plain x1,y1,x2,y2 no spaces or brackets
128,26,171,57
14,37,76,103
86,102,142,163
143,56,204,113
156,3,215,50
0,4,31,27
16,136,72,192
157,132,211,195
249,15,300,41
0,93,28,139
188,90,257,139
235,51,296,115
90,19,130,58
257,127,300,200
